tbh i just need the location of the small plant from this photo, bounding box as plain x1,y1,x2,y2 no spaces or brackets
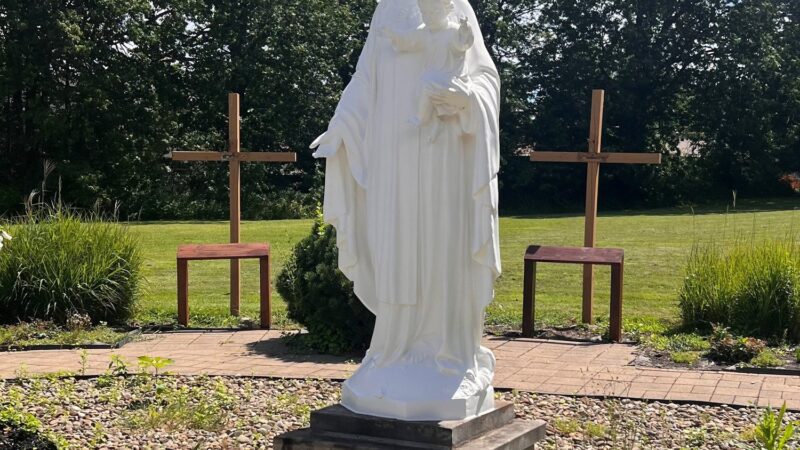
683,427,709,447
585,422,608,439
79,349,89,375
553,418,581,435
795,348,800,363
65,312,92,332
108,354,129,376
755,403,798,450
671,351,701,365
0,403,66,450
137,356,174,376
708,325,766,364
751,350,784,368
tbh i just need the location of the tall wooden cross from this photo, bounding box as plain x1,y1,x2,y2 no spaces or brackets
530,90,661,324
171,93,297,316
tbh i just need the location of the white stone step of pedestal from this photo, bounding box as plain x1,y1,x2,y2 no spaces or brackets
310,401,516,447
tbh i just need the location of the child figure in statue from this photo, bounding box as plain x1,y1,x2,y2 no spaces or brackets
383,0,475,142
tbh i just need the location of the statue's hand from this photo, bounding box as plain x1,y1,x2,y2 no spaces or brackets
381,27,401,47
429,85,471,111
310,128,344,158
457,16,475,48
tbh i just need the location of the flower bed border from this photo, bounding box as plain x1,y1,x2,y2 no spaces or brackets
0,328,142,352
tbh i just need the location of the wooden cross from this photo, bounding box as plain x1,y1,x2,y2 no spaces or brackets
530,90,661,324
171,93,297,316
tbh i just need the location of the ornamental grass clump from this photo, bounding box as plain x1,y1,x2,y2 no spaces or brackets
0,205,142,325
679,238,800,341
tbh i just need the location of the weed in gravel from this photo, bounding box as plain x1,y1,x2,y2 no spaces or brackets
755,403,798,450
553,418,580,435
605,399,650,448
683,426,709,447
124,377,235,432
584,421,608,439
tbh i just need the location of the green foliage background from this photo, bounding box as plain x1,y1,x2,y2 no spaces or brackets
1,0,798,218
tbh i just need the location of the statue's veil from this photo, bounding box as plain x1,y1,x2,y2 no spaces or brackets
370,0,499,79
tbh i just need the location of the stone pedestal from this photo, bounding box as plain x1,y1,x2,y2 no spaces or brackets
274,401,546,449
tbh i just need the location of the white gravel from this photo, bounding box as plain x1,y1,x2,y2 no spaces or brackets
0,376,791,449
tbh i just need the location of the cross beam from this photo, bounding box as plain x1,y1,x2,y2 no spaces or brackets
171,93,297,318
530,89,661,325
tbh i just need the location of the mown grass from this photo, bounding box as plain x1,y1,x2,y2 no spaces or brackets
127,198,799,329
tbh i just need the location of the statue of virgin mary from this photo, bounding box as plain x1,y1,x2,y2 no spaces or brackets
311,0,501,421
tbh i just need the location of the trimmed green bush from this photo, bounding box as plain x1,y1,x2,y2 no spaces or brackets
0,206,142,325
679,239,800,341
276,215,375,354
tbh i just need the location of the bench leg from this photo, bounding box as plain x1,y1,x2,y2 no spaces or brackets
259,256,271,329
230,259,241,316
177,259,189,327
582,264,594,324
522,261,536,338
610,263,623,342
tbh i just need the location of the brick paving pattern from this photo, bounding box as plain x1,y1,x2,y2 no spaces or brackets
1,331,797,410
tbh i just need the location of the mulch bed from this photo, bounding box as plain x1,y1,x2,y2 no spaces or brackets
0,328,141,353
635,346,800,376
487,324,611,343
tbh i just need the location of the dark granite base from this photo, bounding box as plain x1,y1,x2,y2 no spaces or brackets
274,401,546,449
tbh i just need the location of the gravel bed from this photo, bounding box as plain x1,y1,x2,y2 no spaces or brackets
0,376,790,449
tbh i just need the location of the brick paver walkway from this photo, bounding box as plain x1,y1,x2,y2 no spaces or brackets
1,331,797,410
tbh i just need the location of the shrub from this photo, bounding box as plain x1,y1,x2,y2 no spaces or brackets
679,239,800,341
276,214,375,354
0,205,142,325
708,325,766,364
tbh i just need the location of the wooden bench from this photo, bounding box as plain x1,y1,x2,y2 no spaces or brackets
177,243,271,328
523,245,624,342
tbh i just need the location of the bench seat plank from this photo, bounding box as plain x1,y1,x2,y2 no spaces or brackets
525,245,623,265
178,243,270,260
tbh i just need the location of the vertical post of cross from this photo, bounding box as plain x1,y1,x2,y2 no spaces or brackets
229,93,241,316
582,89,604,324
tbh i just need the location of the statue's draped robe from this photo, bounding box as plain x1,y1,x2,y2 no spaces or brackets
315,0,501,415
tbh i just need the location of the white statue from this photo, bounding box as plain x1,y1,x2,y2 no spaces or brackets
311,0,501,422
382,4,475,142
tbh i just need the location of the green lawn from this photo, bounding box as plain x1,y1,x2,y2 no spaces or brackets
129,199,799,329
